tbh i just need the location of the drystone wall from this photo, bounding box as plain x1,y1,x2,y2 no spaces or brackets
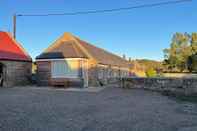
122,78,197,96
88,65,130,87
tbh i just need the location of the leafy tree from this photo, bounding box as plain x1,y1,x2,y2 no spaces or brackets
187,53,197,72
163,33,192,72
191,33,197,54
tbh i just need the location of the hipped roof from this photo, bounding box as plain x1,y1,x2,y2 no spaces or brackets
36,33,131,68
0,31,32,62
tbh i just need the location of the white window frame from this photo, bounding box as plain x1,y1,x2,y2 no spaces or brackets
51,59,80,78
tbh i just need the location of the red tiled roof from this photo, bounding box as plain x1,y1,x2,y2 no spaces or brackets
0,31,32,62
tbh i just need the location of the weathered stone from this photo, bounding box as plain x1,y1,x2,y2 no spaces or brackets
122,78,197,96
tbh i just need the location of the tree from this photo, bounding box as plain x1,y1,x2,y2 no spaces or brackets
187,54,197,72
191,33,197,54
163,33,192,72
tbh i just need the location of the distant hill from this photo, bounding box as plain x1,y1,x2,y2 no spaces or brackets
130,59,163,77
134,59,163,71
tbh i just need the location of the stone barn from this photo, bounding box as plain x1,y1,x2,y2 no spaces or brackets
36,33,132,87
0,31,32,87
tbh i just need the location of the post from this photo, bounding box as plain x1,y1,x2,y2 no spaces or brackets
13,14,16,39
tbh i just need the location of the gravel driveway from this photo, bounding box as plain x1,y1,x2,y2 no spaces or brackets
0,87,197,131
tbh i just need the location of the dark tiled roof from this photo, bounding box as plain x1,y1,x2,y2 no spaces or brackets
36,40,87,59
75,38,130,68
36,33,131,68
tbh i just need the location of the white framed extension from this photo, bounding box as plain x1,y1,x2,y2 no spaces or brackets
97,63,130,78
36,58,89,87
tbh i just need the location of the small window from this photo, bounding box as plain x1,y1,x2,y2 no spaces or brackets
51,60,79,78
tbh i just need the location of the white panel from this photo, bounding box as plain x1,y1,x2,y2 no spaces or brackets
51,60,79,78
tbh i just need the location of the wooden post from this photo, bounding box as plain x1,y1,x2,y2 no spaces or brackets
13,14,16,39
82,59,88,88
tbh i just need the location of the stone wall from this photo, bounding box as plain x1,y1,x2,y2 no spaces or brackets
122,78,197,96
0,60,32,87
88,64,130,87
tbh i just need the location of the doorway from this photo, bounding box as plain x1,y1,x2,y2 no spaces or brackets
0,63,5,87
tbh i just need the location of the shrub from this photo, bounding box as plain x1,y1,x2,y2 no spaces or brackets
146,68,157,77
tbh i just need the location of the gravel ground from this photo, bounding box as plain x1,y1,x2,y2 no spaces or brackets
0,87,197,131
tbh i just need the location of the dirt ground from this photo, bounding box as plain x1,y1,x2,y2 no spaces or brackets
0,86,197,131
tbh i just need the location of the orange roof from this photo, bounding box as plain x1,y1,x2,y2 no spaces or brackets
0,31,32,62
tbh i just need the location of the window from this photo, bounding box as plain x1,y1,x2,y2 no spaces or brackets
51,60,79,78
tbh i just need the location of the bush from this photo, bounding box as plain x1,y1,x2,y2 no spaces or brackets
146,68,157,77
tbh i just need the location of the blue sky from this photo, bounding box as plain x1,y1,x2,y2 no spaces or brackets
0,0,196,61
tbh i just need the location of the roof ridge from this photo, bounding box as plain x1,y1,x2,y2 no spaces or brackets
69,34,96,62
44,32,78,52
75,37,129,64
37,32,130,68
71,41,81,57
39,32,94,60
73,36,131,68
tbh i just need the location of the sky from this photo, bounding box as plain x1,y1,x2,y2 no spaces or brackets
0,0,196,61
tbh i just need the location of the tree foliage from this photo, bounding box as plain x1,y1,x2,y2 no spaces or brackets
191,33,197,54
164,32,197,72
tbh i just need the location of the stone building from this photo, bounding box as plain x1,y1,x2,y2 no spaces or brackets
36,33,132,87
0,31,32,87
